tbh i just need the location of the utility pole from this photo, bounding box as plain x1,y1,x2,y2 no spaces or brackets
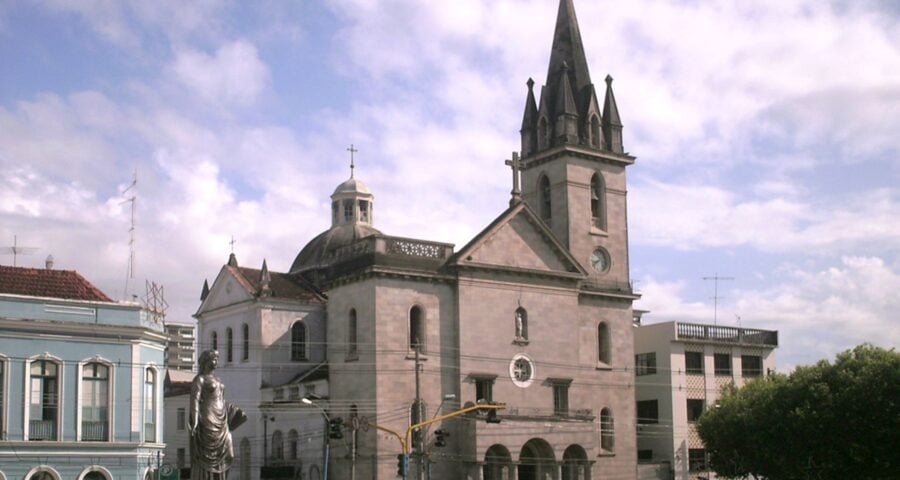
702,273,734,325
414,343,423,480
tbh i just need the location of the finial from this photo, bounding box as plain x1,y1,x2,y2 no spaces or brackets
227,252,238,267
605,74,613,84
347,144,358,178
526,77,535,89
229,235,236,253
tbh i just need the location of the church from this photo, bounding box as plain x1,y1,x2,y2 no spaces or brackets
193,1,639,478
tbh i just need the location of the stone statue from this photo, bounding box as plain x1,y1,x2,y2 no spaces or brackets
190,350,246,480
515,309,526,339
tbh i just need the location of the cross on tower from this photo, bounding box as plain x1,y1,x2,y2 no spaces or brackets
229,236,237,253
347,144,358,178
504,152,523,206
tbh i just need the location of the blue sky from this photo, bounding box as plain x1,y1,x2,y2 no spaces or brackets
1,0,898,370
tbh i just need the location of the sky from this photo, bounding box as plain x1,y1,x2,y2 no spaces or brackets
1,0,898,371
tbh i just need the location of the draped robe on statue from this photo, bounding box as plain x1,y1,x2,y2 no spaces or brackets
190,372,244,479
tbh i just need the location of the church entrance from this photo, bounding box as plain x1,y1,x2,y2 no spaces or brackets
518,438,557,480
561,444,589,480
484,444,513,480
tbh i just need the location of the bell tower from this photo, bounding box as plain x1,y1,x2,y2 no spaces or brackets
519,0,634,291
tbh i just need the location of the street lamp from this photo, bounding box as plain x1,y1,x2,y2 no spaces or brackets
261,414,275,467
302,396,332,480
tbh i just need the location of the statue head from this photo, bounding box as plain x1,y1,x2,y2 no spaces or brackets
199,349,219,373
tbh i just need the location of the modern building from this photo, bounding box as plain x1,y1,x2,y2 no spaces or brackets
0,264,168,480
164,322,197,371
198,1,640,479
633,321,778,480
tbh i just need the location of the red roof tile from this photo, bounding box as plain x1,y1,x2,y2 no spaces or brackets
0,265,113,302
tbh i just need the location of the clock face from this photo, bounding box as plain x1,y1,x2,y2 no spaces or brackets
590,248,609,273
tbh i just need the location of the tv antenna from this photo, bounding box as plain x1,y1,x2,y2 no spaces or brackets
702,273,734,325
144,280,168,324
1,235,38,267
121,170,137,300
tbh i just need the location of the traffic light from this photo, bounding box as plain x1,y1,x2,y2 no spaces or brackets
396,453,408,476
486,408,501,424
434,429,449,447
328,417,344,439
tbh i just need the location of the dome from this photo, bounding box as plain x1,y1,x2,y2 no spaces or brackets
289,223,382,274
333,177,372,196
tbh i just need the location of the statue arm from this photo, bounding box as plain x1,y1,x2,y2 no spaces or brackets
189,376,203,432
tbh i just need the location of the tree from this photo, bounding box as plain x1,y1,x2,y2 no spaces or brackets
697,344,900,479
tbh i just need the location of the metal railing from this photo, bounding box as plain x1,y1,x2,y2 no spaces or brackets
677,323,778,346
81,421,108,441
29,420,56,440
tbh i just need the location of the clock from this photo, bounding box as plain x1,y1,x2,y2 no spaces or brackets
590,248,609,273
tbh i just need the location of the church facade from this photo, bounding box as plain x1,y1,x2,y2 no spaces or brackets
194,1,639,478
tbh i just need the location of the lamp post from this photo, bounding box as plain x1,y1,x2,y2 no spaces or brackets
262,414,275,467
302,396,331,480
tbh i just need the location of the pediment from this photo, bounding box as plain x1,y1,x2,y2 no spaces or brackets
451,203,586,277
195,266,255,316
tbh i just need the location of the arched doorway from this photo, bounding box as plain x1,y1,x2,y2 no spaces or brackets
518,438,556,480
484,444,512,480
562,444,589,480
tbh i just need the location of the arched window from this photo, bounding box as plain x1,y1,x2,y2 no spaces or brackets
409,306,425,352
291,321,307,361
226,327,234,363
598,322,611,365
514,307,528,340
242,323,249,361
25,467,60,480
600,408,615,452
272,430,284,460
590,115,601,148
348,309,358,358
144,367,157,442
83,472,109,480
539,174,552,221
211,331,218,351
240,438,251,480
591,173,606,230
28,359,60,441
81,362,110,441
288,429,299,460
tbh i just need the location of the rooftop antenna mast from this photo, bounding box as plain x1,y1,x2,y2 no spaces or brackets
1,235,38,267
121,170,137,300
144,280,168,324
702,273,734,325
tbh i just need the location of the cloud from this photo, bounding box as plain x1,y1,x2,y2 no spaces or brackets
637,256,900,370
38,0,230,50
169,40,270,107
631,180,900,253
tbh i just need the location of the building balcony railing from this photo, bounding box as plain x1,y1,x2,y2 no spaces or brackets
82,421,108,441
29,420,56,440
677,322,778,347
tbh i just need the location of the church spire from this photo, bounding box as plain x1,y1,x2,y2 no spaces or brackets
520,78,538,157
602,75,624,153
545,0,592,107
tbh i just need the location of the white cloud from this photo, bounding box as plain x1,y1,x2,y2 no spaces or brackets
169,40,270,107
638,256,900,370
631,180,900,252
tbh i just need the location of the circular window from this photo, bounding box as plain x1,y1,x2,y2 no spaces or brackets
509,353,535,388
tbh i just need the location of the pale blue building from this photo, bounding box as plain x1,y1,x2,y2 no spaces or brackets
0,265,167,480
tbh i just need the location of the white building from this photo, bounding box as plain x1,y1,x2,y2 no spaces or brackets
633,321,778,480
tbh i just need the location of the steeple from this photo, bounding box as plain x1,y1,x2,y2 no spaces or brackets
602,75,623,154
545,0,592,104
258,259,272,297
520,78,538,157
520,0,626,157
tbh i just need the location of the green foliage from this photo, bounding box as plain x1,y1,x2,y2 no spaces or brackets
697,344,900,479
